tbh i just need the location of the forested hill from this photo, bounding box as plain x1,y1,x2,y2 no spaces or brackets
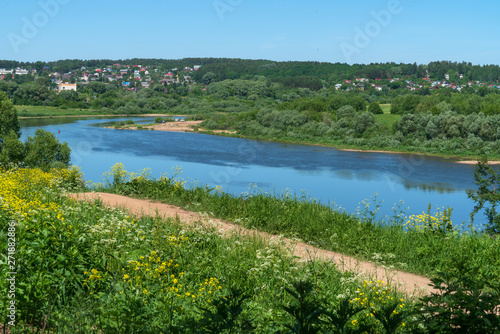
2,58,500,83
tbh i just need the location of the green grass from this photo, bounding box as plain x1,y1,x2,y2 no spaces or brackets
0,167,416,333
379,103,392,114
2,165,498,332
96,164,500,284
376,113,400,129
15,105,103,117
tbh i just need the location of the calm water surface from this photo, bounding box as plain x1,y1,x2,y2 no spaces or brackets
20,117,488,229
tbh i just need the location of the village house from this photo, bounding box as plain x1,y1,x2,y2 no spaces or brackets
58,83,77,92
15,68,30,75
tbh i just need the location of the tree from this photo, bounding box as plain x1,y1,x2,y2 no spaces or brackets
400,95,421,114
336,105,355,119
0,91,21,139
467,158,500,235
202,72,216,85
0,130,25,166
368,101,383,114
353,112,376,134
24,129,71,170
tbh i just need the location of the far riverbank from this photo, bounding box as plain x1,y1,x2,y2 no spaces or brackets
109,120,500,165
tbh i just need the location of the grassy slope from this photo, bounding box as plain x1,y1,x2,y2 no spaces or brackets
97,169,500,284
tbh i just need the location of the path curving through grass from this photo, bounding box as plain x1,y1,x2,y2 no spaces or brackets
70,192,436,296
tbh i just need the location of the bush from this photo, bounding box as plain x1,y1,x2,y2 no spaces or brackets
467,159,500,235
24,129,71,170
0,130,25,166
368,101,383,114
336,105,355,119
417,258,500,333
0,91,21,138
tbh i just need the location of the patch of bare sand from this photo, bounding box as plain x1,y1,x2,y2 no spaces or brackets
114,121,236,134
455,160,500,165
113,120,202,132
69,192,436,296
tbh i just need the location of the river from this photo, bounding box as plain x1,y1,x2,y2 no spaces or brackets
20,116,488,230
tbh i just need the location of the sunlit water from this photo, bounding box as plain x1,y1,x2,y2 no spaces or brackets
20,117,491,230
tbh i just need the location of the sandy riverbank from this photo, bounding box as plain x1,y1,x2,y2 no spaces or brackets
113,120,202,132
339,148,500,165
454,160,500,165
113,120,237,134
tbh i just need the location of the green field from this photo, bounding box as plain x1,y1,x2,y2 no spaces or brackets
15,105,101,117
379,103,392,114
376,112,401,129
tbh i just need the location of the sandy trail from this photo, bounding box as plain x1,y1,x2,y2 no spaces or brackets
70,192,436,296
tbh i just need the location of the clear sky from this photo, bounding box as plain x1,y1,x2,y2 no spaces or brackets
1,0,499,65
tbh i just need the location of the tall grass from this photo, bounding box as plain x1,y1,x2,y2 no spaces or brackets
95,164,500,284
1,166,498,332
1,166,416,333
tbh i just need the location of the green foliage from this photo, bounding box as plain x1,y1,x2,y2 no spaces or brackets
1,167,416,332
417,258,500,333
467,158,500,235
4,164,500,332
0,91,21,139
322,298,371,334
0,130,25,166
271,76,323,91
202,71,217,85
182,288,254,333
353,112,376,135
368,101,383,115
280,281,323,334
99,164,500,285
24,129,71,169
337,105,355,119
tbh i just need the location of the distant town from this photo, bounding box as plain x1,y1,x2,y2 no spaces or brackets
1,61,499,96
0,64,202,92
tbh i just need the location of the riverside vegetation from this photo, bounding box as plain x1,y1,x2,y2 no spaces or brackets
1,163,500,333
4,58,500,160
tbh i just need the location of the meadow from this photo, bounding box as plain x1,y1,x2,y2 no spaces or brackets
96,164,500,283
15,105,101,117
0,166,414,333
1,165,499,333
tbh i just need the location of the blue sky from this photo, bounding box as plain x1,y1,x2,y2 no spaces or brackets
1,0,499,65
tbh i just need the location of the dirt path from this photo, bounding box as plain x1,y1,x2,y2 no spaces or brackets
71,192,436,296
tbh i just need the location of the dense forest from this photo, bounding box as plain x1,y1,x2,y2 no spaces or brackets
2,58,500,82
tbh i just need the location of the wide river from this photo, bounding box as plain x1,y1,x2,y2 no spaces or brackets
20,116,490,230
